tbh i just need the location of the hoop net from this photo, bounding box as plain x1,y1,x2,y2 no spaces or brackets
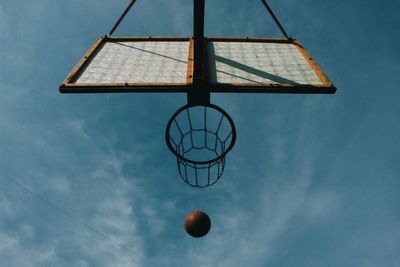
166,104,236,188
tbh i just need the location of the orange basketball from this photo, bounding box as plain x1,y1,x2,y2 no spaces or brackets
184,210,211,238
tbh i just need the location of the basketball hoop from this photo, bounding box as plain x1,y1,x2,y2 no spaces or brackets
166,104,236,188
59,0,336,191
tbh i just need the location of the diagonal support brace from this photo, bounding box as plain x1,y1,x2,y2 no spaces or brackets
260,0,292,41
109,0,138,36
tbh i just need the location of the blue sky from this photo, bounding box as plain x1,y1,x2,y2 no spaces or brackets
1,0,399,266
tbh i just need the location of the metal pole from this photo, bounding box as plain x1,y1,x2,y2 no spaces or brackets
189,0,210,105
193,0,205,84
109,0,138,36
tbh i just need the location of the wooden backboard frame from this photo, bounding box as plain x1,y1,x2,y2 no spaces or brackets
206,37,336,94
59,36,336,95
59,36,194,94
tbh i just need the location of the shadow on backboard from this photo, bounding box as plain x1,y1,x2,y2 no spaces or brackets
115,42,188,64
207,42,299,85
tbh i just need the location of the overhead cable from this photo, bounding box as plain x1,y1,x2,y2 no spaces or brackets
1,174,162,267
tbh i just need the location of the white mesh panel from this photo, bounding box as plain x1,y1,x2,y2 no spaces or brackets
75,41,190,84
208,42,322,85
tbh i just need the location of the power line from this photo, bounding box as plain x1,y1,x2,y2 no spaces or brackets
1,174,162,267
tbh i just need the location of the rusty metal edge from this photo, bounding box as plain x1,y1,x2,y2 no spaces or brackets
293,40,335,88
210,83,336,94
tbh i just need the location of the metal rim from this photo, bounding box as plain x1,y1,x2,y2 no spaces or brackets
165,104,236,165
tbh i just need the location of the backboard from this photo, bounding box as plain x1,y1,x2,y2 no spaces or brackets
59,37,335,94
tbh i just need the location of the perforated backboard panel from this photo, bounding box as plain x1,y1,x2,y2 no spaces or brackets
76,41,189,84
60,36,193,93
207,41,322,85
